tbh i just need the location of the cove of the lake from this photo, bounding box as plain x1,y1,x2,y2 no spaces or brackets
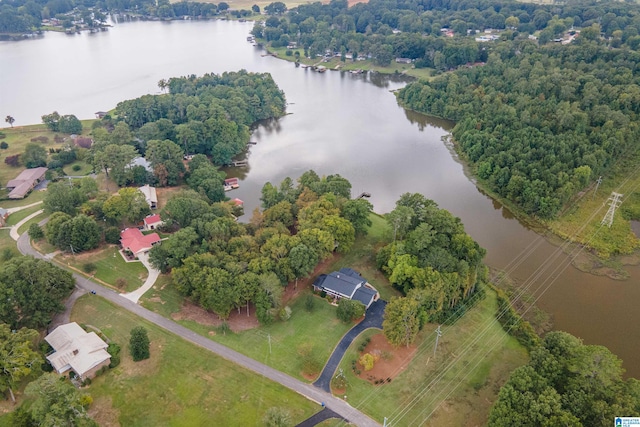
2,18,640,377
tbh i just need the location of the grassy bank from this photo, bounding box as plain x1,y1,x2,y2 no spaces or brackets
70,295,318,426
335,290,528,426
263,45,434,80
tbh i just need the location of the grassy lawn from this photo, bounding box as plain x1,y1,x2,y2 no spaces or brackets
334,290,528,426
0,190,45,209
17,211,47,235
142,274,183,317
63,160,94,176
70,295,319,426
0,229,20,259
548,151,640,258
5,204,42,227
57,246,148,292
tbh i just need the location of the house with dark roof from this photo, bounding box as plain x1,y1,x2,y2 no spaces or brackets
313,268,379,309
6,167,47,199
0,208,8,227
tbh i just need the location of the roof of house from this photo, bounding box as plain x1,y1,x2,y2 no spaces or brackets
352,286,377,307
0,208,8,216
131,157,153,172
120,228,161,255
6,167,48,188
224,178,239,184
231,198,244,206
45,322,110,378
314,269,366,299
138,184,158,203
144,214,162,225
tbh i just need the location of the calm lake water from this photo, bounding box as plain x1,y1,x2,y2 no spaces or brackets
2,19,640,377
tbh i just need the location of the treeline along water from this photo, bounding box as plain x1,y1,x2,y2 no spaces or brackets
2,19,640,377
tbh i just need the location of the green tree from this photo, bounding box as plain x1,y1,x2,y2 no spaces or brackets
383,296,422,347
145,139,185,186
264,1,286,15
23,143,47,168
342,198,373,234
289,243,318,286
28,223,44,240
0,256,74,329
92,143,138,186
103,187,151,225
25,373,97,427
0,324,42,403
57,114,82,134
41,111,61,131
68,215,101,252
43,181,87,216
129,326,150,361
336,298,366,323
162,190,211,227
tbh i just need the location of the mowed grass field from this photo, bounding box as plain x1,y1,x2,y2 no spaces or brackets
334,291,528,426
70,296,319,426
57,246,148,292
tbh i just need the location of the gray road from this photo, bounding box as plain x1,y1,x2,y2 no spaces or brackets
17,231,380,427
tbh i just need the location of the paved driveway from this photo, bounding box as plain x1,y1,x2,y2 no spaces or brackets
314,300,387,392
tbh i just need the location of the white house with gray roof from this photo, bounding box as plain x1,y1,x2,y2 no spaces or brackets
313,268,379,309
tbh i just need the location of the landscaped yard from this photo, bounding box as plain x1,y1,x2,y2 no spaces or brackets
0,229,20,259
0,190,44,210
4,204,42,227
57,246,148,292
63,160,94,176
333,290,528,426
68,296,319,426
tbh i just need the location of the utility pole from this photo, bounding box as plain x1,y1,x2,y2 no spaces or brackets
601,192,623,228
592,176,602,200
383,417,388,427
69,244,75,255
433,325,442,358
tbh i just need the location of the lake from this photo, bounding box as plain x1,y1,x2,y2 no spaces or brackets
2,18,640,377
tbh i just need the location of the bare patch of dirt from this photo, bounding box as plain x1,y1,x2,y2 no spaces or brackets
87,396,120,427
171,300,259,332
356,333,417,384
347,0,368,6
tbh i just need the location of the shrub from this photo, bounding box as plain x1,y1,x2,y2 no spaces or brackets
279,305,292,321
304,294,315,312
285,49,293,56
4,154,20,167
28,223,44,240
0,141,8,149
104,227,121,244
107,343,121,368
129,326,150,361
115,278,127,290
359,353,375,371
0,248,14,261
72,164,82,172
336,299,366,323
82,262,97,273
217,322,231,336
30,136,49,143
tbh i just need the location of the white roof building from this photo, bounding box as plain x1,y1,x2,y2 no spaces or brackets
45,322,111,379
138,184,158,209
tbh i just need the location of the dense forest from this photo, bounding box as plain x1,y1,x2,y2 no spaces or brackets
377,193,486,329
489,331,640,426
90,70,285,187
153,171,373,323
398,39,640,218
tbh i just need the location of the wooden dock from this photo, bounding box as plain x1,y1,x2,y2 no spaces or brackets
225,160,248,167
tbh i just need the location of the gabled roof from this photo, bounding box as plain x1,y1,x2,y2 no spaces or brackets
138,184,157,203
316,270,365,299
6,167,48,188
120,228,161,255
352,286,377,307
144,214,162,225
45,322,110,378
0,208,8,216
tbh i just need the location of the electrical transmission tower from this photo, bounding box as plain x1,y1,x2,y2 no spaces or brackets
601,192,623,227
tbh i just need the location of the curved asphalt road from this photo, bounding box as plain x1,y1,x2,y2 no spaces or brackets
296,407,346,427
314,300,387,392
17,231,380,427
